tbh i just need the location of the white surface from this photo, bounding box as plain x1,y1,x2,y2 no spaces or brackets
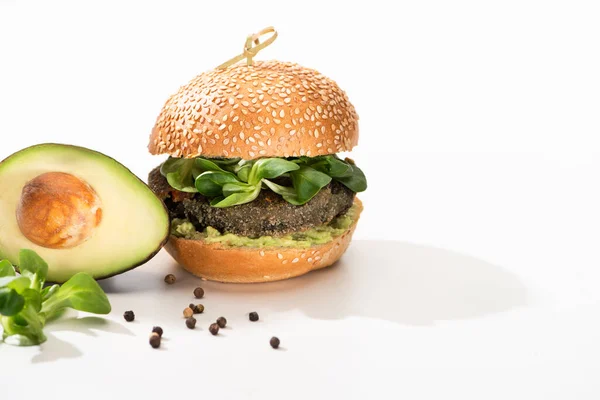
1,0,600,398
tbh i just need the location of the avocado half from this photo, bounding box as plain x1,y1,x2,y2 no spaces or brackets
0,144,169,283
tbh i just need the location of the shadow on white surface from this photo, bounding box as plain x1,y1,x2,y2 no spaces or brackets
43,315,134,337
100,270,168,293
102,240,528,326
208,240,529,325
31,333,83,364
31,316,133,364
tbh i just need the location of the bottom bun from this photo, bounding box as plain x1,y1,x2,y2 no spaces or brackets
164,198,363,283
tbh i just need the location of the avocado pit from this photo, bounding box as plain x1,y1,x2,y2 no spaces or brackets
16,172,102,249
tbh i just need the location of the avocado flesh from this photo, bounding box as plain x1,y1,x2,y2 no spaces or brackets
171,202,360,248
0,144,169,283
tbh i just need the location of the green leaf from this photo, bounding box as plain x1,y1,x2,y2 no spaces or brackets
309,156,367,192
248,158,300,185
22,288,42,313
263,180,304,205
216,158,242,167
165,172,197,193
41,272,111,316
334,165,367,192
262,180,296,196
1,253,113,347
290,166,332,204
310,156,352,177
0,260,15,277
209,196,225,206
195,171,241,197
0,276,31,292
222,182,256,197
211,186,261,207
0,288,25,316
235,163,253,182
196,157,240,173
162,154,367,207
160,157,188,176
195,158,230,173
161,158,199,193
1,305,47,346
161,157,244,194
41,284,60,302
18,249,48,291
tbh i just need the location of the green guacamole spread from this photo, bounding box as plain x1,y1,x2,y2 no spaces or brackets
171,203,360,248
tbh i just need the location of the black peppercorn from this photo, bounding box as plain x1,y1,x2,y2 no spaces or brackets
186,317,197,329
123,310,135,322
209,323,219,335
152,326,163,337
216,317,227,328
164,274,176,284
249,312,259,322
193,304,205,314
149,332,161,349
193,287,204,298
270,337,280,349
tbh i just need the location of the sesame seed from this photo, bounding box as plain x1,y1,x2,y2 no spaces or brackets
148,60,358,158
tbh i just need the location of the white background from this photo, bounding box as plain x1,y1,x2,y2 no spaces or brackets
1,0,600,398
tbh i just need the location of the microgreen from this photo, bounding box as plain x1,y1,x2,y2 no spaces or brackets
160,155,366,207
0,250,111,346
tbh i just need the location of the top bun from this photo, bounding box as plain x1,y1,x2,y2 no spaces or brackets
149,60,359,159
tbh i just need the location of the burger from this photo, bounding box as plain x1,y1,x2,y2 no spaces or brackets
147,31,366,282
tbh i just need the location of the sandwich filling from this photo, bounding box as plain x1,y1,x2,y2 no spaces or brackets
148,155,366,247
170,201,361,248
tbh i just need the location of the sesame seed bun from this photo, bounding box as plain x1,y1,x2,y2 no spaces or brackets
163,198,362,283
149,61,359,159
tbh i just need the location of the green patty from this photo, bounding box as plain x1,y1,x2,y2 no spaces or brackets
171,202,360,248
